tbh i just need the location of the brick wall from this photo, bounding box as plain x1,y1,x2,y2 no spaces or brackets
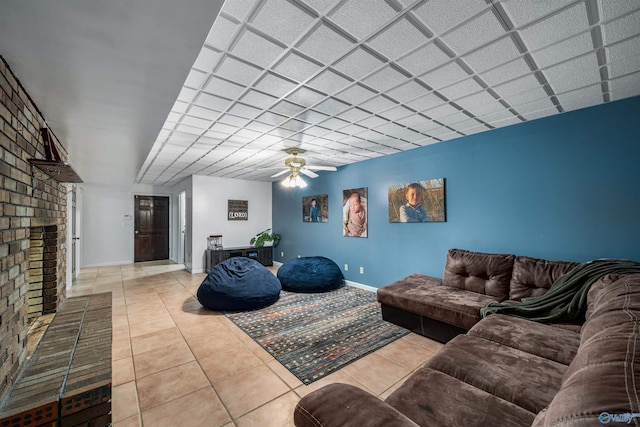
0,56,68,401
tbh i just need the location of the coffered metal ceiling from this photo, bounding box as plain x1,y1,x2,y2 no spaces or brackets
2,1,639,189
137,0,640,186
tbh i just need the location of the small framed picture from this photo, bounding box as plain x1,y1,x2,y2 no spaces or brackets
342,187,367,237
302,194,328,222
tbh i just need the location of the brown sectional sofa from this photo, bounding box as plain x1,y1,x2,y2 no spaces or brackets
294,273,640,427
377,248,579,342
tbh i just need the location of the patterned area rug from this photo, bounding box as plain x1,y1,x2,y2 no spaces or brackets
224,285,409,384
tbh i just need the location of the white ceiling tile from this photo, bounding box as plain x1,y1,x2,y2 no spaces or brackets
442,11,506,54
171,100,189,115
194,92,232,111
502,0,575,27
503,87,549,108
359,95,397,113
494,74,541,99
271,100,306,117
603,10,640,44
231,29,285,69
268,127,296,138
406,92,445,112
424,103,463,120
335,84,377,105
329,0,397,40
251,0,315,44
455,90,500,110
296,109,330,124
337,107,372,122
286,86,327,107
240,90,278,109
234,128,263,140
609,55,640,79
375,122,408,137
312,97,351,115
608,34,640,63
515,97,556,114
203,76,246,99
599,0,640,22
274,52,323,83
297,0,342,14
544,54,601,93
362,66,409,93
209,122,238,134
301,125,331,137
340,123,368,135
204,15,239,51
463,36,522,73
610,72,640,100
186,105,219,121
556,85,603,110
438,78,483,101
355,129,385,142
386,80,428,103
246,121,275,133
307,69,352,95
177,87,197,103
368,18,429,60
518,3,590,51
167,111,182,123
298,24,354,63
227,102,263,119
378,105,414,121
436,111,470,126
419,62,470,90
166,132,197,145
333,47,386,80
218,113,251,127
451,118,486,132
216,56,264,86
180,115,212,129
396,113,429,128
397,43,451,76
356,115,388,129
255,111,288,126
521,107,556,121
193,46,222,73
253,72,298,97
412,0,488,35
529,32,592,71
319,117,349,130
481,58,532,86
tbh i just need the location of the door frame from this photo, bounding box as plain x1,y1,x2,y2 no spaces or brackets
133,194,171,263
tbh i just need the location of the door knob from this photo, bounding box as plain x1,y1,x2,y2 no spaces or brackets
134,230,139,234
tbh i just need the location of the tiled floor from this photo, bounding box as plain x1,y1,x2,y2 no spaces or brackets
67,260,443,427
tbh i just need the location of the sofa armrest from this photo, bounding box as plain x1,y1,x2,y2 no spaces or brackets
294,383,420,427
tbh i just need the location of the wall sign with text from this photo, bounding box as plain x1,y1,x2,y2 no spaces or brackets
228,200,248,220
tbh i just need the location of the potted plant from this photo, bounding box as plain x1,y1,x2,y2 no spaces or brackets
250,228,281,248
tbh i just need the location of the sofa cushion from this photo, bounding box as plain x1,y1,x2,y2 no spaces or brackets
468,314,580,365
424,334,567,414
377,274,496,330
385,367,536,427
543,275,640,426
443,249,515,301
509,256,578,301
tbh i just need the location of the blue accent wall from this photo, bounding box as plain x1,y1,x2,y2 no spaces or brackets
272,96,640,288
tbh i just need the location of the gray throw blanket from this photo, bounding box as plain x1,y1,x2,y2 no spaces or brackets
480,259,640,323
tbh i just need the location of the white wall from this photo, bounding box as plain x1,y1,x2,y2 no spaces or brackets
190,175,272,273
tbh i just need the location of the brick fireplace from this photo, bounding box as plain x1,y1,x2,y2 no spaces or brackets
28,225,61,319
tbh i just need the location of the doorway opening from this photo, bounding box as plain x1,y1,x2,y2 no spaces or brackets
178,191,186,264
134,195,170,262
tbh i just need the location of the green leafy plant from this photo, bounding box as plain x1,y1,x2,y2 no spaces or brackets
250,228,281,248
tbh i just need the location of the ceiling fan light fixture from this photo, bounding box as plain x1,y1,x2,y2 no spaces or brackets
281,173,307,188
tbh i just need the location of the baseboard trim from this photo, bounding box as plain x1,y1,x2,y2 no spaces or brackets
345,280,377,293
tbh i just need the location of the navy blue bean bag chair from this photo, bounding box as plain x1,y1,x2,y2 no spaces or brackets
277,256,344,293
197,257,281,311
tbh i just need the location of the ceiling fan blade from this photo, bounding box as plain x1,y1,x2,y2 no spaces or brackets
271,169,290,178
300,168,319,178
306,165,337,171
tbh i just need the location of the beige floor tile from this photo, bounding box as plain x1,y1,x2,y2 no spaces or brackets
133,341,195,378
128,313,176,338
341,353,411,396
266,359,303,389
130,327,185,355
137,361,210,411
184,327,244,359
112,381,139,422
113,357,135,386
374,337,437,370
141,387,231,427
401,333,444,352
112,415,141,427
199,343,263,383
243,339,274,362
112,336,132,361
235,391,299,427
213,364,290,419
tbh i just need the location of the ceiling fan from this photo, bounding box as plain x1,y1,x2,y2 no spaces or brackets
271,149,337,185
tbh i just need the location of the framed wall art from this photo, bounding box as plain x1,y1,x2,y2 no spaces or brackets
388,178,445,223
342,187,367,237
302,194,328,222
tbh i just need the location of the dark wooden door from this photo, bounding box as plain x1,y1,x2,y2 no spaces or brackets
134,196,169,262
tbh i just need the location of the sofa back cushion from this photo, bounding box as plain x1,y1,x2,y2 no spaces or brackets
443,249,515,301
508,256,579,301
542,274,640,426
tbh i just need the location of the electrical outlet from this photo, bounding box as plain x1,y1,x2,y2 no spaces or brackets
360,267,364,274
280,251,284,257
344,264,348,271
